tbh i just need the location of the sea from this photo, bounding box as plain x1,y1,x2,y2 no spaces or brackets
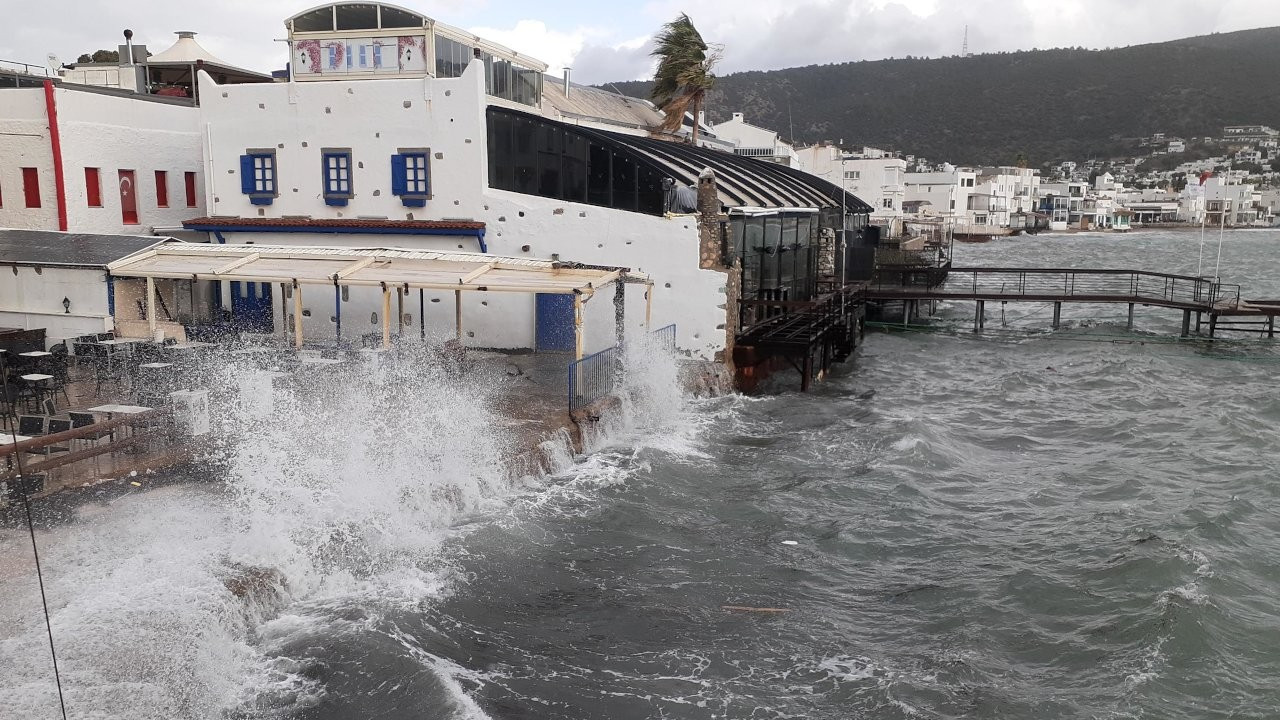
2,228,1279,719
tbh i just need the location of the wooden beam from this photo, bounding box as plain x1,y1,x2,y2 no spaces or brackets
460,261,497,284
454,289,463,340
645,282,653,330
335,255,377,279
213,252,260,275
146,275,157,337
574,292,584,361
382,285,392,349
293,281,304,348
106,247,158,272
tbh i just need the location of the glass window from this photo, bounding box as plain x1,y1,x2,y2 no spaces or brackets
611,150,636,211
562,133,587,202
587,142,611,206
435,34,469,78
241,151,276,205
335,3,379,30
512,115,537,194
379,6,422,28
252,154,274,193
323,150,353,204
292,7,334,32
404,153,429,195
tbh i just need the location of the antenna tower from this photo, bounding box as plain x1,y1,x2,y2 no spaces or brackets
962,26,969,57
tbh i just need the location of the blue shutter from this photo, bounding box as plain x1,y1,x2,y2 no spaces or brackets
239,154,254,195
390,154,407,196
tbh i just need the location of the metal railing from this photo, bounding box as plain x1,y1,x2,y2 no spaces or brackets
868,267,1241,310
568,346,620,413
651,323,676,349
567,324,678,413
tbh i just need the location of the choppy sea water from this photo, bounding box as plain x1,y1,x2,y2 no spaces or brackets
3,229,1280,719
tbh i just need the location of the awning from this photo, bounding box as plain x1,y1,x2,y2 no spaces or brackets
107,242,647,295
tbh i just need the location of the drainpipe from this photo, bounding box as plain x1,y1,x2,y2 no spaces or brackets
563,67,571,99
42,79,67,231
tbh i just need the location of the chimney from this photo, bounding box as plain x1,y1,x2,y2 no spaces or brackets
732,112,744,122
123,29,135,66
563,67,571,99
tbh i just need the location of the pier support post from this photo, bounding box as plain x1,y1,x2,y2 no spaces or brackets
1127,303,1135,331
1269,315,1275,339
975,300,985,333
902,300,911,328
1181,309,1192,338
801,351,813,392
1195,312,1202,333
293,281,304,349
1052,302,1062,330
1209,313,1218,339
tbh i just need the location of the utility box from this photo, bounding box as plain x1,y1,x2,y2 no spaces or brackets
170,389,210,437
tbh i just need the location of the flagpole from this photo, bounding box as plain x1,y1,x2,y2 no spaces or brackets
1196,171,1209,277
1214,198,1229,281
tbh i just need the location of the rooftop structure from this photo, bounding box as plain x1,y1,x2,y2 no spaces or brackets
285,2,547,107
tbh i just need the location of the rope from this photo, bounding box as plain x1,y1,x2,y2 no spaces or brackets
0,354,69,720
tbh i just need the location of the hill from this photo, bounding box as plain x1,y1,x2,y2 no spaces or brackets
603,27,1280,166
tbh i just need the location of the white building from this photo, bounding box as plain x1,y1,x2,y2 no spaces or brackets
711,112,799,166
0,75,206,236
794,143,906,229
187,2,869,363
904,167,976,226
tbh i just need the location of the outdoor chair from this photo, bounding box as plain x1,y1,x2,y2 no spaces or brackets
48,345,72,405
43,419,72,458
17,415,46,437
69,411,113,472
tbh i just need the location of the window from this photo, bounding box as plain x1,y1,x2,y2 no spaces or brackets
154,170,169,207
844,170,860,180
185,171,198,207
22,167,40,208
322,149,353,206
881,198,894,209
974,214,988,225
391,150,430,207
85,167,102,207
118,169,138,224
239,150,277,205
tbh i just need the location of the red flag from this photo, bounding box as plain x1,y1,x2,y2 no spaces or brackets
1198,171,1214,186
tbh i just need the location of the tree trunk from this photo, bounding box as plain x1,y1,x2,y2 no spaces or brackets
691,94,701,146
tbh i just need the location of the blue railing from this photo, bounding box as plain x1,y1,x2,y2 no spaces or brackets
567,325,678,412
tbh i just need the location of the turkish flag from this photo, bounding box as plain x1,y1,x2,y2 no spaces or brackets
1199,171,1214,185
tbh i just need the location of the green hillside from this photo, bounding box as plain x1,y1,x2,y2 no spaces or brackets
604,27,1280,166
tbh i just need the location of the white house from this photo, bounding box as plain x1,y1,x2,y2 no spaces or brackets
904,167,977,226
794,143,906,229
0,77,206,236
711,112,799,166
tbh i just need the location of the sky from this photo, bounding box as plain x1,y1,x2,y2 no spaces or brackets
3,0,1280,84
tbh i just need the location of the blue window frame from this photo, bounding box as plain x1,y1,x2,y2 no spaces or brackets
239,150,276,206
391,150,430,208
322,149,353,206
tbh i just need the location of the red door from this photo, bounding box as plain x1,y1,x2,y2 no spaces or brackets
118,170,138,225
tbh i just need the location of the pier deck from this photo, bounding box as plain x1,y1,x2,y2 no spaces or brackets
867,266,1273,338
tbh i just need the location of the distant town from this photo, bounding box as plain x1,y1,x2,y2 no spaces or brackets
709,114,1280,235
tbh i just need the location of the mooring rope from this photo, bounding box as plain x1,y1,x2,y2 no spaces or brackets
0,354,69,720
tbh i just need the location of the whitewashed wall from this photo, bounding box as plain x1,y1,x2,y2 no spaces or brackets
198,62,726,360
0,266,113,343
0,84,203,234
0,88,59,229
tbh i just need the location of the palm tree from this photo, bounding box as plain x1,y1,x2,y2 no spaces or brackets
650,13,720,145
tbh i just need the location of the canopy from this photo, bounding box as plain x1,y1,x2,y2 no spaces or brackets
106,242,647,295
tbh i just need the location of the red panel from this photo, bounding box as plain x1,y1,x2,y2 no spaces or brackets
118,169,138,224
22,167,40,208
155,170,168,207
85,168,102,207
184,171,197,207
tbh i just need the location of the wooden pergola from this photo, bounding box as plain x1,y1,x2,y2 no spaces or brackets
107,243,652,358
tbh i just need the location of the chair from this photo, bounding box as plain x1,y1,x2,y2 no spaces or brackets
96,332,115,341
17,415,46,437
69,411,113,471
43,419,72,458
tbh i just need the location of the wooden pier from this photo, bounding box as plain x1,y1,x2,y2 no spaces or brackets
866,266,1272,338
733,283,867,392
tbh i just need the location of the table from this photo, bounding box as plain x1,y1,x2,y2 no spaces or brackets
0,434,32,447
20,373,53,382
19,351,51,358
98,339,146,346
164,342,216,350
139,363,173,369
88,404,152,416
298,357,344,365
